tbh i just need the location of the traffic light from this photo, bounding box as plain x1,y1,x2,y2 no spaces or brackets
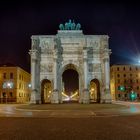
129,91,137,101
118,86,125,91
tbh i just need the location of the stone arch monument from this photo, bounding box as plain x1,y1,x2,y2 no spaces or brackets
29,20,112,104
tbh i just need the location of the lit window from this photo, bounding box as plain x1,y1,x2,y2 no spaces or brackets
19,83,21,89
3,81,14,89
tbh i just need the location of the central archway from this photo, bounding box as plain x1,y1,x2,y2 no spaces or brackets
61,64,79,103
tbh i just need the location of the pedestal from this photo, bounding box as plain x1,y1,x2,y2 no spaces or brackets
30,90,41,104
51,89,59,103
82,89,90,104
100,89,112,103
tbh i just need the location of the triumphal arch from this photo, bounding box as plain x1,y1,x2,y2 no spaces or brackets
29,20,112,104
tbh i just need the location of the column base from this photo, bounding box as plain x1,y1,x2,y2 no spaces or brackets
82,89,90,104
30,89,41,104
51,89,59,104
100,89,112,104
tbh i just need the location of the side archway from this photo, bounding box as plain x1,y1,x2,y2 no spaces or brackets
41,79,52,104
90,79,100,103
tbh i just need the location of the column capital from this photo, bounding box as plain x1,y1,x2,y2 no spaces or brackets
29,49,40,56
31,58,38,63
103,58,109,62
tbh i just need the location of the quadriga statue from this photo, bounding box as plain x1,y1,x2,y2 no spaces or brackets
76,23,81,30
59,24,64,30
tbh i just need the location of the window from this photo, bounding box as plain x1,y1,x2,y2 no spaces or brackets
117,74,120,78
3,73,6,79
118,79,120,83
137,94,139,97
118,94,120,97
117,67,119,71
10,73,13,79
130,79,133,83
130,74,132,77
2,92,6,97
123,67,125,70
130,67,132,71
2,81,14,89
19,83,21,89
124,79,127,83
125,94,127,97
124,74,126,77
136,79,138,83
136,67,138,71
137,86,139,90
10,92,13,97
19,74,21,80
19,93,21,97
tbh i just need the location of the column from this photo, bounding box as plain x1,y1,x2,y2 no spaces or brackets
29,50,41,104
51,58,59,103
104,58,112,103
104,58,109,89
82,49,90,104
54,59,57,90
84,58,88,89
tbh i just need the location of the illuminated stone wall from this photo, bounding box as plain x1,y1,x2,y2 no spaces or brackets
30,29,111,104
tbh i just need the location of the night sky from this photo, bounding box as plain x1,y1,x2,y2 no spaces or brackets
0,1,140,73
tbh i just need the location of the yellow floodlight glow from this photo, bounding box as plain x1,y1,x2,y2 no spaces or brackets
61,92,69,98
70,92,78,98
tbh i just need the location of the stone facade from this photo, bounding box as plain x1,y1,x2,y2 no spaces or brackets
29,29,111,104
0,66,31,103
110,65,140,101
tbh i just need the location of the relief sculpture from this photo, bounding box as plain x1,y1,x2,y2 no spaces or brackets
40,63,53,72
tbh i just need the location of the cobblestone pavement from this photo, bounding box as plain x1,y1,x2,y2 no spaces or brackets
0,102,140,140
0,116,140,140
